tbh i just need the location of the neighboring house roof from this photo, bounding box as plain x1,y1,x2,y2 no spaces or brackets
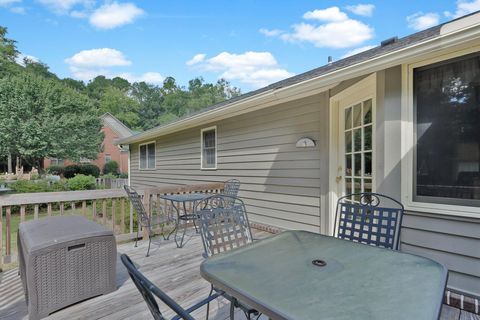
101,113,134,139
118,11,480,145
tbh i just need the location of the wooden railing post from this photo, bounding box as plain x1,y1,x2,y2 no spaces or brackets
129,202,134,234
0,205,3,267
102,200,107,226
20,205,26,222
142,190,151,239
6,206,11,257
34,205,39,220
111,199,116,233
120,198,125,234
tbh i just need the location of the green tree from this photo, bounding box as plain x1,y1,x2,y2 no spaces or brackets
0,26,18,63
130,81,165,129
0,73,103,167
99,87,141,129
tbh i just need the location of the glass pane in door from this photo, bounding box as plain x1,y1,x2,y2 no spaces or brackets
343,98,374,199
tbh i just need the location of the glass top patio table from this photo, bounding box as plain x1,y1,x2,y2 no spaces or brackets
201,230,447,320
159,193,212,248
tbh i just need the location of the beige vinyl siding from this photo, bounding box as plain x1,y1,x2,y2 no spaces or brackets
130,93,326,232
401,212,480,296
378,66,480,297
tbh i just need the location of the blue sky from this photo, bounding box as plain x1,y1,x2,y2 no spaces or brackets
1,1,477,91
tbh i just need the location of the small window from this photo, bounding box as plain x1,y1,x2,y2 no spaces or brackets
413,52,480,206
105,154,112,164
201,127,217,169
139,142,155,169
51,158,64,166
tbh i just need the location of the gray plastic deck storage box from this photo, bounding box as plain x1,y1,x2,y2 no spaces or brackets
18,215,117,320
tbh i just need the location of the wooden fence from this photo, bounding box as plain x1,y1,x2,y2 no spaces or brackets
0,182,224,267
95,178,128,189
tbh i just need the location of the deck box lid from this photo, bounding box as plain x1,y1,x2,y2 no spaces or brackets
19,215,113,252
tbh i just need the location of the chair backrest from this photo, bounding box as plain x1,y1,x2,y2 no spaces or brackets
121,254,195,320
334,193,404,250
196,195,253,257
124,185,149,227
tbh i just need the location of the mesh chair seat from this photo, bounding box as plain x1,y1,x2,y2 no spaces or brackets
334,192,404,250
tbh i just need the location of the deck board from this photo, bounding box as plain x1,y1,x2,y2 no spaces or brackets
0,229,475,320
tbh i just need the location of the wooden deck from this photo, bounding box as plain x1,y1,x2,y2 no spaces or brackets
0,229,477,320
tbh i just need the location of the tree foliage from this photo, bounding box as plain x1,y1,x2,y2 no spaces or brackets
0,72,103,166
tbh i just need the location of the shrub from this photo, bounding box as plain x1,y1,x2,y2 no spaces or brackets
79,164,100,178
64,164,81,179
119,172,128,179
46,165,65,176
67,174,96,191
10,179,69,193
103,161,119,176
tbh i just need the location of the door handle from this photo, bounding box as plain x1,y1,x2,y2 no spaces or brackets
336,176,342,183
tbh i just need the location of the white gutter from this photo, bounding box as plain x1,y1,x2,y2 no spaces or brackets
119,15,480,145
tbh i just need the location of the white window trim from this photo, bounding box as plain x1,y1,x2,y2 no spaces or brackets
200,126,217,170
138,141,156,170
401,45,480,218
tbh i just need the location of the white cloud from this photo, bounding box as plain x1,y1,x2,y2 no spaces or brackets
259,28,283,37
65,48,132,68
445,0,480,18
65,48,162,85
15,54,39,66
186,53,206,66
0,0,20,6
187,51,294,88
10,6,25,13
116,72,164,85
303,7,348,22
262,7,374,49
341,45,376,58
407,12,439,31
281,19,374,48
89,2,144,29
36,0,93,14
345,4,375,17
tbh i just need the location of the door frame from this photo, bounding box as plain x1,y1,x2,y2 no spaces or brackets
326,73,377,235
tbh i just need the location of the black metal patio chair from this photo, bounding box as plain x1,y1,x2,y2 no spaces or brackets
334,192,404,250
196,195,259,320
222,179,241,208
121,254,222,320
124,185,174,257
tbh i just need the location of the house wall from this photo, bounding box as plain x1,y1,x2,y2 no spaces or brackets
376,66,480,297
44,125,129,174
129,66,480,297
130,93,328,232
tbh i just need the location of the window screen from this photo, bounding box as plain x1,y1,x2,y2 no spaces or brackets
202,128,216,169
414,53,480,206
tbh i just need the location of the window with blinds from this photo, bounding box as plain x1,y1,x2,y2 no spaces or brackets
201,127,216,169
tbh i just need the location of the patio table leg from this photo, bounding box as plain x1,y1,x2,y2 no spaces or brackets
171,200,185,248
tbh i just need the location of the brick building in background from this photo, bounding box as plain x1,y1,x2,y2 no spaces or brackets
43,113,134,174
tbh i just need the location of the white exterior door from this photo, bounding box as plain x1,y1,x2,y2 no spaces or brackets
339,97,375,200
327,74,376,234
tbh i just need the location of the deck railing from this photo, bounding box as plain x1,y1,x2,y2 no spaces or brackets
95,178,128,189
0,182,225,267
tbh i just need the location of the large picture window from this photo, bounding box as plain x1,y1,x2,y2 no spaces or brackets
139,142,155,170
201,127,217,169
414,53,480,206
